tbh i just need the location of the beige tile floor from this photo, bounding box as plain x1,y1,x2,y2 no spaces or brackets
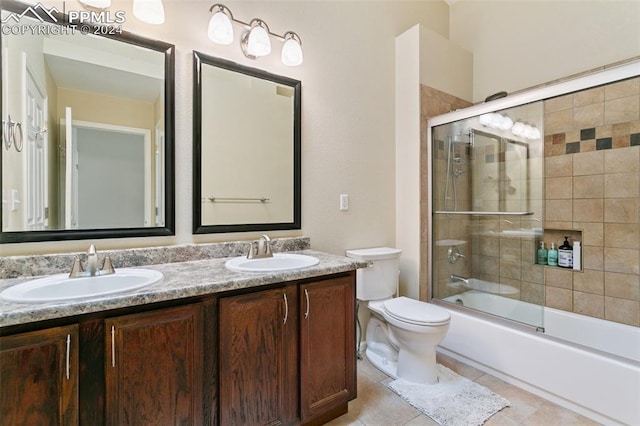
327,353,600,426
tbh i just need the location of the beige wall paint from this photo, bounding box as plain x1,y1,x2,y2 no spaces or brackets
3,0,637,263
1,0,449,256
450,0,640,103
396,25,472,299
200,69,294,225
57,87,155,130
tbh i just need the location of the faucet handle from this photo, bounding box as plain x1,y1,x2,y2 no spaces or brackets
246,241,256,259
102,255,115,275
88,244,97,255
69,256,84,278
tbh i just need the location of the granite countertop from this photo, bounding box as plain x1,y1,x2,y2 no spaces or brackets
0,250,368,329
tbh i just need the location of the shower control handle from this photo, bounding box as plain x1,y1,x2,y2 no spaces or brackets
447,246,466,264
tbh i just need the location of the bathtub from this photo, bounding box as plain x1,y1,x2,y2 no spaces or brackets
437,290,640,425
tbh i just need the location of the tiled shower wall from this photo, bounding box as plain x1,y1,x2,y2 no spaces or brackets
422,76,640,327
419,85,472,301
543,76,640,326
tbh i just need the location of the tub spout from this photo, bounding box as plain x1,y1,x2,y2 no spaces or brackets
450,274,469,286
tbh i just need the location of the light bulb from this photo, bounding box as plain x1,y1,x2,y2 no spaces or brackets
281,33,303,66
133,0,165,25
498,115,513,131
246,22,271,57
531,127,541,140
479,114,492,127
512,121,525,137
79,0,111,7
208,9,233,44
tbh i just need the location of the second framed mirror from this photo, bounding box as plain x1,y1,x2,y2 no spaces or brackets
192,51,301,234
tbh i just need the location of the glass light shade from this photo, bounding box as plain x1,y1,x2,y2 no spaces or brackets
208,10,233,45
246,25,271,57
133,0,165,25
281,38,303,66
498,115,513,131
79,0,111,7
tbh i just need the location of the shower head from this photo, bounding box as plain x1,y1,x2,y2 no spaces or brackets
451,130,472,144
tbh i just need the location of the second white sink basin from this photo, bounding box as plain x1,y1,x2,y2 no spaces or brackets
0,268,163,303
225,253,319,273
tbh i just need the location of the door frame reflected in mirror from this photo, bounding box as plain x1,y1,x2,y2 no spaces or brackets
0,0,175,243
192,51,301,234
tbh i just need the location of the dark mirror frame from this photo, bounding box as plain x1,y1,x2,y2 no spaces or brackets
192,51,301,234
0,0,175,243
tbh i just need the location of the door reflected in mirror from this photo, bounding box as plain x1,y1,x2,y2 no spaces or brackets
193,52,301,234
0,2,175,243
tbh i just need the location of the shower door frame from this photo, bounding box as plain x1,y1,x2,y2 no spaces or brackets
424,60,640,312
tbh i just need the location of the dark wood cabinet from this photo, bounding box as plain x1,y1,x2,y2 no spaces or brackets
104,304,204,426
300,275,356,424
219,273,357,426
219,286,299,426
0,271,356,426
0,324,79,426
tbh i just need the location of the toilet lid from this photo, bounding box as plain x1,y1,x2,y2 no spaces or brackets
383,297,450,326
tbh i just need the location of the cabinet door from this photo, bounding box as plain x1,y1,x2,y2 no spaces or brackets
0,324,79,426
105,304,203,426
219,286,298,426
300,274,356,422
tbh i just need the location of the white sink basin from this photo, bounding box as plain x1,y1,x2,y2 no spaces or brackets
0,268,163,303
225,253,319,273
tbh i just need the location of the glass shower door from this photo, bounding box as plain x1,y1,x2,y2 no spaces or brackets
431,102,545,329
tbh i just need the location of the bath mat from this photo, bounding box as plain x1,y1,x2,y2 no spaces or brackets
386,365,510,426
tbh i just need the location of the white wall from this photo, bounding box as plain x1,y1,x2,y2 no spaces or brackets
3,0,638,262
450,0,640,103
395,25,472,299
395,26,421,299
1,0,449,256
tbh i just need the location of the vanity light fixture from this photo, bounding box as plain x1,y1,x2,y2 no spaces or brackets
479,113,541,141
242,19,271,58
281,32,304,66
133,0,166,25
208,4,234,45
208,3,303,66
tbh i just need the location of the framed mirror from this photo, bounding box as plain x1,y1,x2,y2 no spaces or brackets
0,0,175,243
193,51,301,234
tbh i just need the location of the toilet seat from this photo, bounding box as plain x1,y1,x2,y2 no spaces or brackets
383,297,450,326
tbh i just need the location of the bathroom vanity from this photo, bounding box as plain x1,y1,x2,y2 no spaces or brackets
0,248,363,426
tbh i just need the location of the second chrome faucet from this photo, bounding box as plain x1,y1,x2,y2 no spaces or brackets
69,244,115,278
247,235,273,259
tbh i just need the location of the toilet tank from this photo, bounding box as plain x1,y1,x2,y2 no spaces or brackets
345,247,402,301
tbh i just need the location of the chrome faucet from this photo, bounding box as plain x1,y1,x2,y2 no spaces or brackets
450,274,469,286
247,235,274,259
447,245,466,263
87,244,98,276
69,244,116,278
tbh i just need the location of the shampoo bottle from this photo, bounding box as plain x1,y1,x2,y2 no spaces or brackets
558,236,573,268
537,241,548,265
548,242,558,266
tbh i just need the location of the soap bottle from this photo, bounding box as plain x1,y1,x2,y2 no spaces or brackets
558,236,573,268
537,241,548,265
547,242,558,266
573,241,582,271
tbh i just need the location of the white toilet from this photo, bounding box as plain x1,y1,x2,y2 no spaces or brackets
346,247,450,384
